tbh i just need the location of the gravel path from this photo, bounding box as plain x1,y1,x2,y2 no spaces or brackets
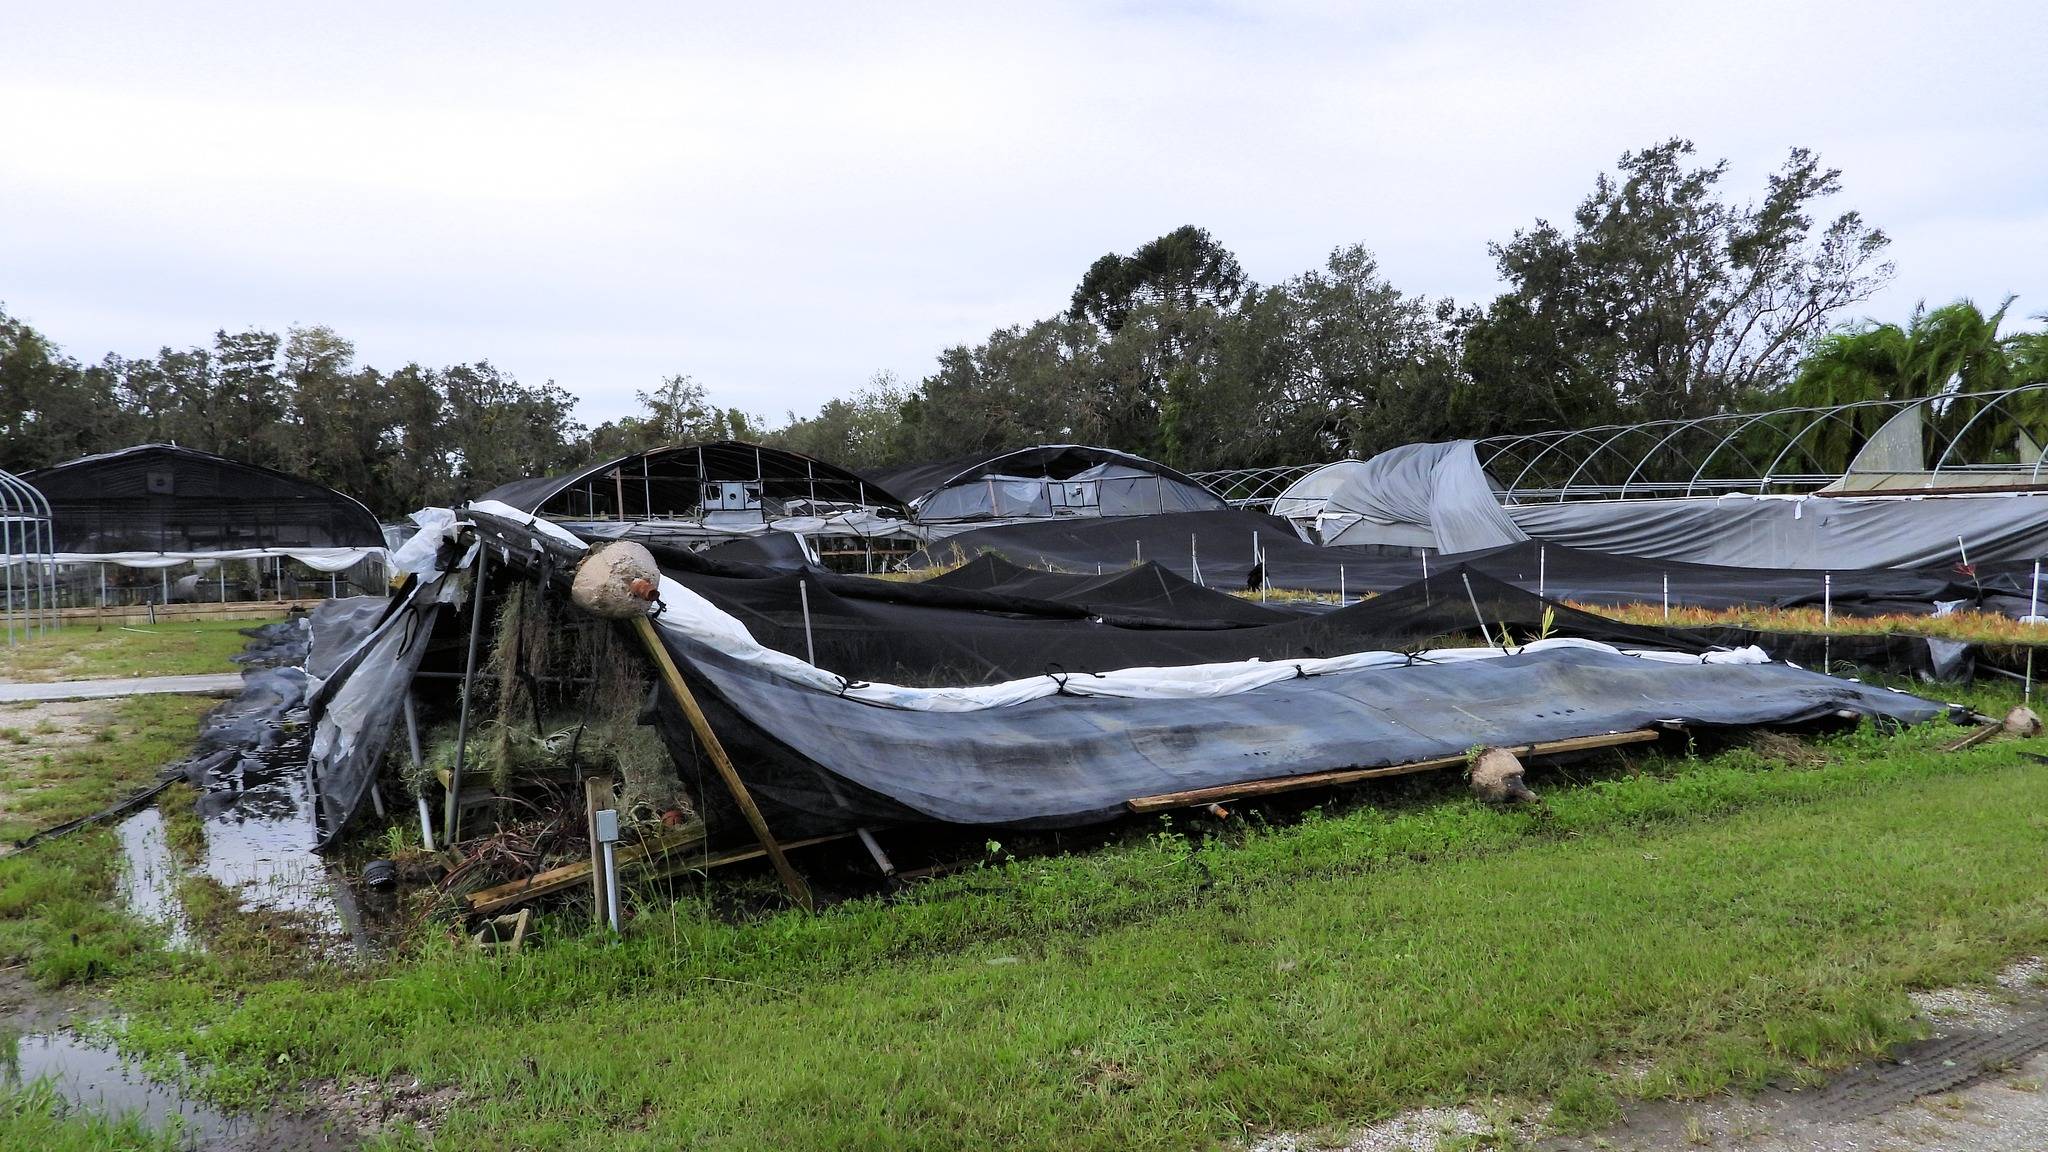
0,673,244,702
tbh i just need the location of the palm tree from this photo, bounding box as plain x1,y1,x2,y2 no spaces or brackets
1785,298,2044,474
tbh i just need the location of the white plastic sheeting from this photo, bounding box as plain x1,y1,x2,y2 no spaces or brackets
54,547,384,572
1286,439,2048,569
1277,442,1528,552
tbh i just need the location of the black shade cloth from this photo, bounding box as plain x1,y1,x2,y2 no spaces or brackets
24,443,384,554
658,547,1710,688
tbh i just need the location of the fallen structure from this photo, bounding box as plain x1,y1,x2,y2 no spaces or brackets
1264,386,2048,569
300,501,1954,914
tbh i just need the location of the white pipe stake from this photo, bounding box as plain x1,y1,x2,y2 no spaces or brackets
798,578,817,666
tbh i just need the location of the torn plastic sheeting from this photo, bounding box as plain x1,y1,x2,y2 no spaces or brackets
306,576,446,849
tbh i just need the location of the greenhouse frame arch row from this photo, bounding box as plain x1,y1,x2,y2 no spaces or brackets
0,467,59,644
1471,382,2048,503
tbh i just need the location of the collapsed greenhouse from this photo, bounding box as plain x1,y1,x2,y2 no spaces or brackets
289,499,1961,918
1260,385,2048,568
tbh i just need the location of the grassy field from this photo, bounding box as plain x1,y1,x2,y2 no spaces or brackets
0,651,227,1149
0,617,279,683
87,686,2048,1151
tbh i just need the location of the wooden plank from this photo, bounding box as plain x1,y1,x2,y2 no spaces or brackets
1125,729,1661,814
466,820,706,915
630,614,815,911
641,833,850,882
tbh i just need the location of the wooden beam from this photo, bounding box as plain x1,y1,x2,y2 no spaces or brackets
640,833,851,884
629,614,814,911
466,820,707,916
1124,729,1661,814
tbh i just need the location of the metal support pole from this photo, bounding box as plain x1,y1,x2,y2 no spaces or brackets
1823,573,1833,674
445,545,490,845
1538,546,1546,600
798,578,817,665
1662,575,1670,622
1463,573,1495,649
2031,560,2043,704
403,691,435,852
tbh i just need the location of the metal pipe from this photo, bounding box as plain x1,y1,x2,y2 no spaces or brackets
444,542,490,845
1462,573,1494,649
798,578,817,665
403,692,435,852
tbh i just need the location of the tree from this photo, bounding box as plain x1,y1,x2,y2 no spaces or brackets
585,375,767,458
1463,140,1893,430
286,326,396,511
1070,225,1248,334
770,372,912,469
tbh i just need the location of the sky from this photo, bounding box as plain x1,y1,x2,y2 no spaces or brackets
3,1,2044,427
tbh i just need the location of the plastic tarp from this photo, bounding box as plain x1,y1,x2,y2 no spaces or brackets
306,576,446,848
663,628,1943,828
1507,491,2048,570
301,502,1954,844
907,507,2041,616
1299,442,1527,552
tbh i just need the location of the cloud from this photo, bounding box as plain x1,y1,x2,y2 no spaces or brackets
2,0,2042,426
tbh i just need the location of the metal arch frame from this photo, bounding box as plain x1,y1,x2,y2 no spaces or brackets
1469,384,2048,501
1928,389,2047,478
1617,418,1761,498
1187,463,1329,510
1202,383,2048,508
0,469,58,644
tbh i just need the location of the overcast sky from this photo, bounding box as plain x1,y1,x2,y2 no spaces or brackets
3,1,2043,426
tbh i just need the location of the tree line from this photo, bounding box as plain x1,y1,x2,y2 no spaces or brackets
3,138,2043,516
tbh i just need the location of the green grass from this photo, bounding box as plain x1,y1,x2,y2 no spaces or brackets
90,691,2048,1151
0,1081,185,1152
0,693,213,984
0,617,278,683
0,695,217,844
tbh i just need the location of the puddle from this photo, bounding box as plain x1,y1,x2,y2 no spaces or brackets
2,1025,352,1150
3,1026,247,1146
117,616,378,954
194,732,344,927
115,809,193,950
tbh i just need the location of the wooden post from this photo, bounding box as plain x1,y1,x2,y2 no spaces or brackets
585,774,617,927
630,614,813,911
